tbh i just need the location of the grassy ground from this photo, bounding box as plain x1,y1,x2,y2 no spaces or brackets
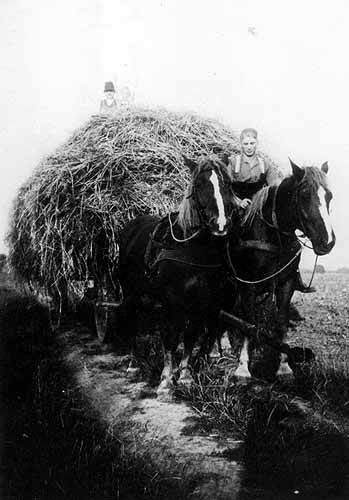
173,271,349,499
291,271,349,408
1,270,348,499
0,285,195,500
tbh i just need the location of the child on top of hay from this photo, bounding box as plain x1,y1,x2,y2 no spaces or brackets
100,81,118,115
228,127,315,294
118,86,134,111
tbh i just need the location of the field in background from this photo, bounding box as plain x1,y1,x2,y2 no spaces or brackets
291,271,349,371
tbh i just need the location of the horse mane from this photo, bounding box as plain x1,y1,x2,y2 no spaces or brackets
242,186,271,227
177,156,229,236
177,184,202,236
299,166,328,191
241,165,329,228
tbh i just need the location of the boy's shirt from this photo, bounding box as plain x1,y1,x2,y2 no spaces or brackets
227,153,283,200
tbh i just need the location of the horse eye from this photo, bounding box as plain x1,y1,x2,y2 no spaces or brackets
301,189,311,200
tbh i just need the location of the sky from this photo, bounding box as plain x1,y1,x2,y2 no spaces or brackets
0,0,348,270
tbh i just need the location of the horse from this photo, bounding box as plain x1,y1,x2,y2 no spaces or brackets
226,159,335,379
118,155,240,398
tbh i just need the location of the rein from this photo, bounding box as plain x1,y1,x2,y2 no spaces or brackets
168,213,201,243
226,239,303,285
258,184,293,238
296,237,319,290
260,178,313,241
151,250,223,270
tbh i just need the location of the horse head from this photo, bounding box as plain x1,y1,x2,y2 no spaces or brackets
179,155,238,237
288,159,335,255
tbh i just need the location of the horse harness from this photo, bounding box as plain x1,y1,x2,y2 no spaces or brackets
144,176,308,286
225,182,305,284
144,215,224,279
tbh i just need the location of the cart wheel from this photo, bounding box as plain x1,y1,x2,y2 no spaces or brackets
94,303,113,342
94,285,117,343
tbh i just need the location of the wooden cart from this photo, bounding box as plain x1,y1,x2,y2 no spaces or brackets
89,271,123,343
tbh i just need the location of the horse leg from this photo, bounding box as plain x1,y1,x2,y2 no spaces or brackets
178,322,200,387
216,335,223,357
235,337,252,378
125,302,141,379
195,325,219,362
202,318,225,360
157,316,181,398
275,279,295,378
234,289,255,379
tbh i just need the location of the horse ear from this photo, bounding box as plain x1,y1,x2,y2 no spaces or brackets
183,155,197,173
289,158,305,182
321,161,329,174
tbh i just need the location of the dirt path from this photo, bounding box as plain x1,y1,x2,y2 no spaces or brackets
59,325,244,500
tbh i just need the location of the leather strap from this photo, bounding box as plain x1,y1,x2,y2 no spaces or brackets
231,240,280,254
235,155,241,173
150,248,223,271
234,155,265,174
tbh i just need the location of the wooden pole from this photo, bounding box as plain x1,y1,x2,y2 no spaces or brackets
219,310,291,356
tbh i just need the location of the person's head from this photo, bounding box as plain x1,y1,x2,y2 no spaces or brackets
240,128,258,157
120,86,131,100
104,81,115,99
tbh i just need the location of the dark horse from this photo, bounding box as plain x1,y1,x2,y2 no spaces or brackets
118,155,239,397
228,159,335,379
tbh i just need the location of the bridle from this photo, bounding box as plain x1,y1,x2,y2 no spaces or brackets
169,164,237,244
259,178,314,245
226,172,331,285
225,178,316,285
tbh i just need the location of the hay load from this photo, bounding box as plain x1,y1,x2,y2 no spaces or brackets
8,108,243,296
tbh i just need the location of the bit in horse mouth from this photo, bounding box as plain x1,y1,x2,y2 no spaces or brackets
313,241,335,256
212,229,228,237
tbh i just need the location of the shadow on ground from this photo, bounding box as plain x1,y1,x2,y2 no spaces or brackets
0,287,195,500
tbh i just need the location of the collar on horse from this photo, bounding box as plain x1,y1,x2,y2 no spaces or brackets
144,215,224,275
226,180,308,284
257,184,293,240
235,185,297,255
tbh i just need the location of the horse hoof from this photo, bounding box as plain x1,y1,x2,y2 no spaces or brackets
234,376,252,386
277,372,294,383
156,378,174,394
277,366,294,383
126,366,140,381
178,374,194,388
156,390,174,402
156,381,174,401
234,365,252,379
276,362,294,376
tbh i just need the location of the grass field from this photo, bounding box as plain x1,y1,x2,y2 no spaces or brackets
175,271,349,499
292,271,349,369
1,270,348,499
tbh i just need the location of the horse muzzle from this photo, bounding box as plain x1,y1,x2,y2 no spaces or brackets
212,229,229,237
312,233,336,256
